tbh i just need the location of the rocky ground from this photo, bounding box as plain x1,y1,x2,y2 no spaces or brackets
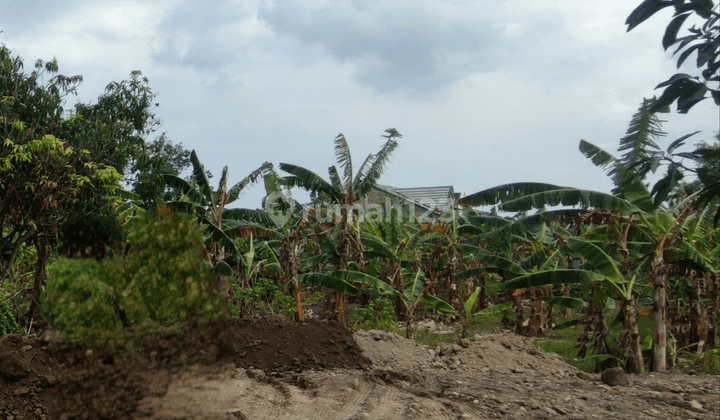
0,316,718,419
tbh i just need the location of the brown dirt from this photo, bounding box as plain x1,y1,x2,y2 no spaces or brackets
0,316,718,420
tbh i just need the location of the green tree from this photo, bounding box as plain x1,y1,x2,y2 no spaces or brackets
51,66,191,210
0,46,124,324
128,133,191,208
60,70,159,174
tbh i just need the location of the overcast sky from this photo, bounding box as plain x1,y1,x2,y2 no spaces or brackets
2,0,718,209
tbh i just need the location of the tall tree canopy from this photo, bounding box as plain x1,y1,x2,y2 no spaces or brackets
0,45,189,321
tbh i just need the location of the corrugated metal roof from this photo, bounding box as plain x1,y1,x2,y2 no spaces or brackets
380,185,455,209
371,184,427,210
375,185,456,210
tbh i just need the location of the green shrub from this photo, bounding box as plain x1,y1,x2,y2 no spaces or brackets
350,297,399,333
43,258,121,342
0,291,21,336
231,277,295,317
116,211,224,325
43,211,225,343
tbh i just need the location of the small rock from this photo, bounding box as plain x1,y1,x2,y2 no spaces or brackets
437,342,453,356
20,345,33,352
544,407,558,416
13,386,30,396
511,367,525,374
688,400,703,412
0,350,31,381
39,329,63,343
552,405,567,415
38,374,58,388
648,408,662,416
600,368,629,387
576,371,596,381
454,337,470,348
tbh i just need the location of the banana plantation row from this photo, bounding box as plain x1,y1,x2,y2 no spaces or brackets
138,114,717,376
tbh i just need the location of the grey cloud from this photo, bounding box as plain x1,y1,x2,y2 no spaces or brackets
1,0,82,35
151,0,256,70
258,0,507,93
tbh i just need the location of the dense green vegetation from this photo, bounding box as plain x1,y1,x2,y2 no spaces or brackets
0,0,718,376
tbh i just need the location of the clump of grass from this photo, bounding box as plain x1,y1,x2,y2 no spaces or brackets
411,329,458,347
466,314,504,336
676,348,720,375
533,338,594,372
349,298,400,334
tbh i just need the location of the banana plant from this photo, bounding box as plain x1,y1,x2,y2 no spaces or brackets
458,98,715,371
279,129,402,322
457,208,582,337
396,268,456,338
261,167,308,320
361,212,422,316
162,150,275,297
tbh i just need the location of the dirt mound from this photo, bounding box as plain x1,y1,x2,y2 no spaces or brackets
0,316,368,419
137,328,720,420
1,319,718,419
354,329,577,378
216,316,370,372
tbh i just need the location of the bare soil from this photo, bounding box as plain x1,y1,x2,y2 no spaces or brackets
0,315,718,419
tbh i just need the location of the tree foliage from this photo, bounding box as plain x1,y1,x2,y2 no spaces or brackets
627,0,719,113
128,134,191,208
0,46,123,285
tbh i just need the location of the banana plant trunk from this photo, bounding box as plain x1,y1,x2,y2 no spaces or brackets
513,291,526,335
651,241,668,372
621,296,645,374
282,234,303,321
292,281,304,321
707,273,719,351
334,203,352,322
405,300,416,339
213,177,229,301
529,287,544,337
689,270,704,351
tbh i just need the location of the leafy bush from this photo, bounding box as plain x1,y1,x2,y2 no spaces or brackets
350,297,398,332
43,258,121,342
43,211,224,343
115,211,224,325
0,290,21,336
231,277,295,317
